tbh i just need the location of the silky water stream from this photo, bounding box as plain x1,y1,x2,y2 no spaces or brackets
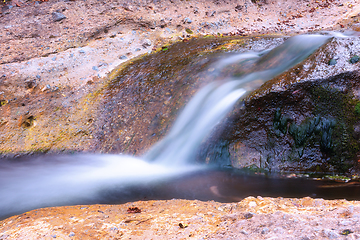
1,34,359,220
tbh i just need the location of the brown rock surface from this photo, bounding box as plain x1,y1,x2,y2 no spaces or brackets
2,0,360,239
1,0,360,154
1,197,360,239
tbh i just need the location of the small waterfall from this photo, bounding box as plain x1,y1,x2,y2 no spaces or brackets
146,34,331,164
0,34,332,219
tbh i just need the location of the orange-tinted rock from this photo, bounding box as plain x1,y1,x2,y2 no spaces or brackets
1,197,360,239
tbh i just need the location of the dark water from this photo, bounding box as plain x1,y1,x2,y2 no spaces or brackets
100,169,360,204
1,155,360,221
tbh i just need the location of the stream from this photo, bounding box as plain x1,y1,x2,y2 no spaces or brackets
1,33,360,220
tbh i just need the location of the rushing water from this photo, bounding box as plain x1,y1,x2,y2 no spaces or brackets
0,34,338,219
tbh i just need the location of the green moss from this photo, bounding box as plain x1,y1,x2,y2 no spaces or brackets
185,28,193,34
328,59,337,66
0,100,7,106
311,85,360,172
349,55,360,64
324,175,351,182
269,84,360,173
273,108,291,134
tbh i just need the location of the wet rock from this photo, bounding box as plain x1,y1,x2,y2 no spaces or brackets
194,37,360,174
223,72,360,173
51,12,66,22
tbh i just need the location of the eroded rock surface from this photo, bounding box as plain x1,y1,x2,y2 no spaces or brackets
1,0,360,238
1,0,360,155
1,197,360,239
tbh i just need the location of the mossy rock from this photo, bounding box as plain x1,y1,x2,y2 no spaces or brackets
219,72,360,174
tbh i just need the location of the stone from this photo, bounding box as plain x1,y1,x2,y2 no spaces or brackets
142,39,152,48
323,229,340,239
183,17,192,24
52,12,66,22
261,227,269,234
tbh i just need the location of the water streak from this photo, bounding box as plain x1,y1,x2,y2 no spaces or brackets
146,34,331,164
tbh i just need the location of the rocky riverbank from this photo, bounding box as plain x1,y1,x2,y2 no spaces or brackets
1,197,360,239
1,0,360,239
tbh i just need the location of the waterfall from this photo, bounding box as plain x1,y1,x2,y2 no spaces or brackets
146,34,331,164
0,34,331,219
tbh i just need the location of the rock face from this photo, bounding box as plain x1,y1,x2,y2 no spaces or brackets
95,36,284,155
198,37,360,174
223,72,360,173
94,36,360,175
1,0,360,156
1,0,360,238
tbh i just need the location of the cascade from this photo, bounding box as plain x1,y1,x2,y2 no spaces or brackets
146,34,331,164
0,34,333,219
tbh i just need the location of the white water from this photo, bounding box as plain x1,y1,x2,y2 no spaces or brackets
146,34,331,164
0,34,331,218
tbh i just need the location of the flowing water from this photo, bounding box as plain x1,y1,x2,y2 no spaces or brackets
2,34,355,220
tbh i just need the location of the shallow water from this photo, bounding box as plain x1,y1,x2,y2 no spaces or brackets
1,154,360,220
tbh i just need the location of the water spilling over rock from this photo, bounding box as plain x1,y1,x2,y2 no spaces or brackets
1,34,349,219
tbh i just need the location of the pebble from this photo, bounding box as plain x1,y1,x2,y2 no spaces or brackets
240,230,249,235
41,84,51,92
119,55,128,60
79,49,86,54
324,229,340,239
52,12,66,22
261,227,269,234
92,66,99,71
142,39,152,48
183,17,192,24
69,232,75,237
